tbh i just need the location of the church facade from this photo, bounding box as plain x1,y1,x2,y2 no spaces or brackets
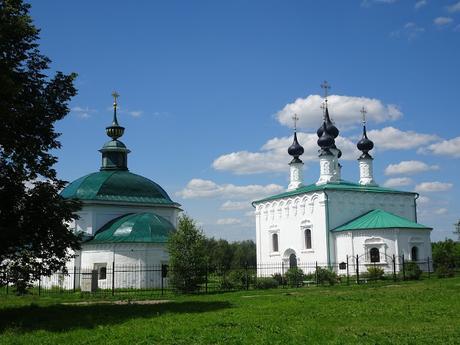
253,96,432,274
52,94,181,289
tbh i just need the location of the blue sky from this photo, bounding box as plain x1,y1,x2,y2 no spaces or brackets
30,0,460,241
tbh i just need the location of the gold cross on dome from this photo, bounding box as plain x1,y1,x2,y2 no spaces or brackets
360,106,367,125
292,113,299,131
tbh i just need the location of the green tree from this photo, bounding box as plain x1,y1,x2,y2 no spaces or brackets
231,240,256,268
432,239,460,277
168,215,207,293
0,0,80,293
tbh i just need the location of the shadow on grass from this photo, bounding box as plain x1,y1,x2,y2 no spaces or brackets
0,300,231,333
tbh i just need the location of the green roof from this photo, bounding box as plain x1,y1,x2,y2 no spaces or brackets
253,181,415,204
61,171,179,206
332,209,431,232
86,212,175,244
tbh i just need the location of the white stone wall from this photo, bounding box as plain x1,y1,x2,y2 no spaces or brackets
255,192,328,275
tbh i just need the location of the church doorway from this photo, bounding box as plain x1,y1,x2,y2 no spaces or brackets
289,253,297,268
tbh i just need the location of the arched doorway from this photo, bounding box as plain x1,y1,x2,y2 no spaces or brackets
289,253,297,268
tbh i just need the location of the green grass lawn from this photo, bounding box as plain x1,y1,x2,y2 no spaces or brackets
1,277,460,345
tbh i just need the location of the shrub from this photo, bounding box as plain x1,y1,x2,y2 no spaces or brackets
436,264,455,278
365,266,385,280
272,273,286,286
254,277,279,289
226,269,253,289
285,267,305,287
404,261,422,280
315,267,338,286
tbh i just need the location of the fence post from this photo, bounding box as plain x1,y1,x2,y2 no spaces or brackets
402,254,406,281
205,263,208,294
245,262,249,291
315,261,318,286
73,265,76,293
356,255,359,285
38,270,41,296
112,261,115,296
393,254,396,282
282,262,285,288
346,255,349,286
427,257,431,279
6,271,9,295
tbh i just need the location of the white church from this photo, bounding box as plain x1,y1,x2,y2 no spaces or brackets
253,89,432,274
47,93,181,289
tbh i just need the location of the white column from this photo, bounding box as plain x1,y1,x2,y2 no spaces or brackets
359,157,377,186
316,154,336,185
288,162,303,191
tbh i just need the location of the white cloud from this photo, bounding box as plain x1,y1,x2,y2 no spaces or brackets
177,179,284,200
216,218,241,225
415,0,427,9
220,200,251,211
420,137,460,157
383,177,414,188
415,181,453,192
368,127,438,150
417,196,430,204
447,1,460,13
276,95,402,131
71,106,97,119
434,208,448,215
384,160,439,175
128,110,143,117
434,17,453,26
401,22,425,39
213,132,358,175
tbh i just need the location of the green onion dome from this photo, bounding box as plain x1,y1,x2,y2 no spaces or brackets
86,212,175,244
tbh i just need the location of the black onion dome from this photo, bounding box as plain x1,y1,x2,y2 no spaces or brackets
317,122,334,149
357,125,374,157
317,107,339,139
288,132,304,163
324,108,339,138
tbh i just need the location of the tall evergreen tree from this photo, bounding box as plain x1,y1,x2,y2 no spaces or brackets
0,0,80,293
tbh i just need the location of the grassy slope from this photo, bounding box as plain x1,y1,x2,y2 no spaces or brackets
0,278,459,345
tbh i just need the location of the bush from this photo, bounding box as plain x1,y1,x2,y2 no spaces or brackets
272,273,286,286
315,267,338,286
436,265,455,278
404,261,422,280
254,277,279,289
365,266,385,280
285,267,305,287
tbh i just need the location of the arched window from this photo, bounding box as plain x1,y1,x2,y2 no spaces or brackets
289,253,297,268
272,233,279,252
370,247,380,263
411,246,418,261
305,229,312,249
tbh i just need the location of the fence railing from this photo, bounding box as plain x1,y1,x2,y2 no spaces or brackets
0,256,459,296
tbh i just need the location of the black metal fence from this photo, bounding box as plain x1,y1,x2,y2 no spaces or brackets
0,255,458,296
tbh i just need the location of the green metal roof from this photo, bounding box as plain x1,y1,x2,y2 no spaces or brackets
86,212,175,244
61,171,179,206
253,180,415,204
332,209,431,232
